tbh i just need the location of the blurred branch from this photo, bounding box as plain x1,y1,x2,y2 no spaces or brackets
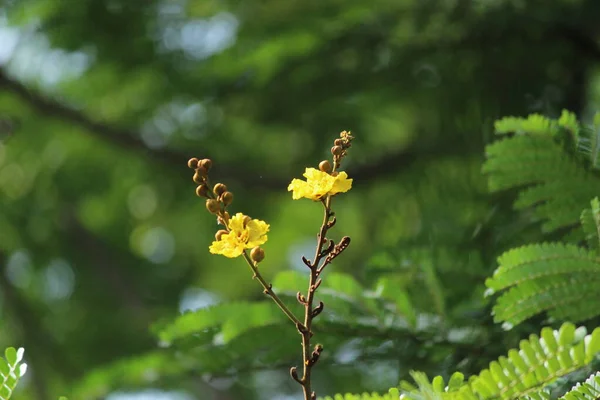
0,68,190,166
0,68,459,190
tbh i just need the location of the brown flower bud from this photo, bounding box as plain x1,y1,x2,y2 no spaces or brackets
187,157,199,169
215,229,228,241
196,184,209,197
200,158,212,170
223,211,231,221
250,246,265,263
206,199,221,214
197,165,208,176
243,215,252,226
334,139,343,146
331,145,343,156
318,160,332,173
221,191,233,206
214,183,227,196
193,171,204,184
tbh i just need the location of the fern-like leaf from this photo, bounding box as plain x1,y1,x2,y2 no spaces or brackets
319,388,401,400
581,197,600,251
484,111,600,237
574,113,600,169
483,134,597,234
0,348,27,400
485,243,600,325
486,243,600,292
400,323,600,400
559,372,600,399
494,114,560,136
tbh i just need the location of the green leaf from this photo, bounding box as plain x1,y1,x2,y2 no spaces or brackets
494,114,559,136
487,243,600,292
4,349,16,368
447,372,464,390
557,109,579,134
559,371,600,399
484,122,596,234
581,197,600,250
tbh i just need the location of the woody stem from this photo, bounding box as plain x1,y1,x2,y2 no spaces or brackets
300,195,333,400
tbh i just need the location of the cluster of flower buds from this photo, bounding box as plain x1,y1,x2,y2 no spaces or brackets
187,157,235,224
331,130,354,169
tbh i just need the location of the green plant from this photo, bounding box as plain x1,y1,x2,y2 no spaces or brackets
399,111,600,400
483,111,600,327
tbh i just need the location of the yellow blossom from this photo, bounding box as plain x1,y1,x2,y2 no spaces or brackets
287,168,353,200
209,212,269,258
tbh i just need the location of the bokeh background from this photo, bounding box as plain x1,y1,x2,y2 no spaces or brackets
1,0,600,399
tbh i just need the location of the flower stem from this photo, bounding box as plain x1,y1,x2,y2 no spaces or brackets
299,195,333,400
241,250,302,327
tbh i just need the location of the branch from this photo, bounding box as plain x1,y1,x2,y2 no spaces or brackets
0,68,468,191
240,250,303,327
0,68,190,165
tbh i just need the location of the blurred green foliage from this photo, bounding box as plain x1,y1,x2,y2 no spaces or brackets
2,0,600,399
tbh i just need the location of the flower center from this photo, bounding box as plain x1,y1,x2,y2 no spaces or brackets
237,229,249,243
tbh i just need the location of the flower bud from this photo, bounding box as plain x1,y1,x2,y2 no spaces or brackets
243,215,251,227
196,184,209,197
187,157,199,169
331,145,343,156
200,158,212,170
206,199,221,214
215,229,228,241
334,139,343,146
214,183,227,196
197,165,208,175
318,160,332,173
221,191,233,206
250,246,265,263
193,171,204,184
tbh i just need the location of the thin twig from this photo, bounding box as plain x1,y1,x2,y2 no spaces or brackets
241,250,302,327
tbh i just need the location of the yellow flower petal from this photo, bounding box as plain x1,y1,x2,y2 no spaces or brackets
246,219,269,247
209,233,245,258
228,212,246,232
288,167,352,200
330,171,353,195
287,179,311,200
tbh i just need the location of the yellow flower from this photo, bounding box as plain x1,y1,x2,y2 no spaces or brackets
209,213,269,258
287,168,353,200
